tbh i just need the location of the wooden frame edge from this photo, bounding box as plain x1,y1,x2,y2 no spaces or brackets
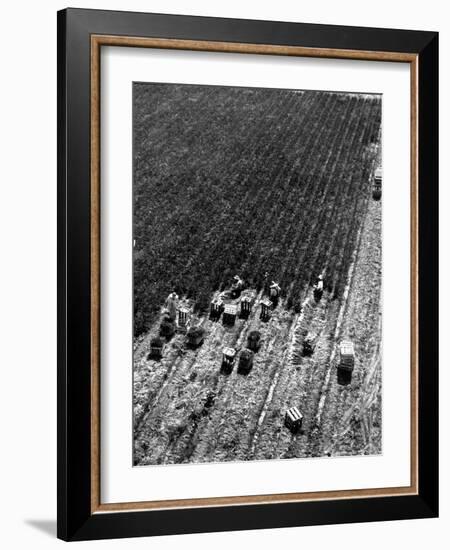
90,34,419,515
95,485,417,514
91,34,417,62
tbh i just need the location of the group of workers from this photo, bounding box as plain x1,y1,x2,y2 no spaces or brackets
164,272,325,319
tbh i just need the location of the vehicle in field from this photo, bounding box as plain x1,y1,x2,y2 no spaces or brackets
148,336,164,359
221,347,236,374
223,303,238,326
238,349,254,374
303,332,318,356
186,325,205,348
247,330,262,352
373,166,382,200
285,406,303,433
337,340,355,385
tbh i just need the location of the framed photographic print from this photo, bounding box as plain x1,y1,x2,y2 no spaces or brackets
57,8,438,541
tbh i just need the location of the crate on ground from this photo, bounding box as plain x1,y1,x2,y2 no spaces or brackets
159,314,175,339
338,368,353,386
285,406,303,433
239,296,252,319
210,298,224,321
148,336,164,359
374,166,382,183
186,325,205,348
303,332,318,356
247,330,261,352
260,298,272,321
177,307,190,333
221,347,236,374
339,340,355,370
373,166,382,200
223,304,238,326
238,349,254,375
337,340,355,385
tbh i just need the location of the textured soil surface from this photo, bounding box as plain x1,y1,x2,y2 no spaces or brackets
133,199,381,465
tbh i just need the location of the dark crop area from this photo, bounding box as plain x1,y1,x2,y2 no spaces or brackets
133,84,381,336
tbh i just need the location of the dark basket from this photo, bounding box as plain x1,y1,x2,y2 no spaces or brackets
160,319,175,338
187,326,205,338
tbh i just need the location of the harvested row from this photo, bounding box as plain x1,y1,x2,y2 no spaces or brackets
314,198,382,457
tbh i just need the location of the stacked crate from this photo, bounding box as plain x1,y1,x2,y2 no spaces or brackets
221,347,236,374
223,304,238,326
247,330,261,352
260,299,272,321
210,298,224,321
186,326,205,348
337,340,355,385
177,307,190,333
240,296,252,319
373,166,382,200
238,349,254,374
149,337,164,360
285,406,303,433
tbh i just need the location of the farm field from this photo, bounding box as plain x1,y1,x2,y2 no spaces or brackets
133,83,382,465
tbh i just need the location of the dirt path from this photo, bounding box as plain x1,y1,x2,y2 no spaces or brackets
310,198,382,457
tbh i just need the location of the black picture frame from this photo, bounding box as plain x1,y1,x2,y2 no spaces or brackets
57,7,438,542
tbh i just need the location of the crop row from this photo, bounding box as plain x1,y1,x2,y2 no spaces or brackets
133,85,381,335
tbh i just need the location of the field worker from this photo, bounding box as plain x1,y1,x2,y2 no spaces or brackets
165,291,178,320
316,275,323,292
231,275,244,298
270,281,281,297
263,271,270,294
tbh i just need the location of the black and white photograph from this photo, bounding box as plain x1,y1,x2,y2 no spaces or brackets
0,0,443,545
132,83,383,466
